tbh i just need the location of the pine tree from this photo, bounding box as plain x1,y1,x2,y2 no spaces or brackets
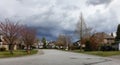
116,24,120,41
42,37,47,48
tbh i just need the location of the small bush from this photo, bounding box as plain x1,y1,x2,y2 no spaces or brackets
0,47,6,51
85,40,92,51
100,44,114,51
70,45,77,50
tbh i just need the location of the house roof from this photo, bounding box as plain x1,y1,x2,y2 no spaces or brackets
92,32,114,39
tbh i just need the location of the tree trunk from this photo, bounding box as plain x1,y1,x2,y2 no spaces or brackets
80,39,83,51
9,44,14,54
26,45,30,54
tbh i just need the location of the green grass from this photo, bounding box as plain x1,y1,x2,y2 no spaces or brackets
72,50,120,57
0,50,38,58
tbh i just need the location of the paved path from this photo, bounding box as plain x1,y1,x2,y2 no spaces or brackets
0,49,120,65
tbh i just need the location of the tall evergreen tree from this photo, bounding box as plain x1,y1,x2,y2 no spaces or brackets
42,37,47,48
116,24,120,41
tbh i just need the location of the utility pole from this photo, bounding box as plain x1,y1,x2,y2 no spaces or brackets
75,12,88,51
75,12,92,51
79,13,87,51
80,13,83,51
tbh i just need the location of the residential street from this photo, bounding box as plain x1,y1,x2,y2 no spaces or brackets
0,49,120,65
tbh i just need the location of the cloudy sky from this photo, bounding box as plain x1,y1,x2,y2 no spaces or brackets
0,0,120,41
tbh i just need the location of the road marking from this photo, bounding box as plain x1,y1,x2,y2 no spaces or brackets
83,59,111,65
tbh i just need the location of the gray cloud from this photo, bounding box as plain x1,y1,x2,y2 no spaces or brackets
0,0,119,41
86,0,113,6
86,10,118,33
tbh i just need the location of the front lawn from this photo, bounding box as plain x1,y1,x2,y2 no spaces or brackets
0,50,38,58
72,50,120,57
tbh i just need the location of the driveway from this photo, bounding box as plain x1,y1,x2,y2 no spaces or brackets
0,49,120,65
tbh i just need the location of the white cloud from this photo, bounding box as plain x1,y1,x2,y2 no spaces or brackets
0,0,119,40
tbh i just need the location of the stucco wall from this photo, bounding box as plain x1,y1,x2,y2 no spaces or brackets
1,45,17,50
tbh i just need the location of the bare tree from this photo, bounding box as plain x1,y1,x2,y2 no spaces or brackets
55,34,72,50
20,26,37,54
90,32,105,50
65,35,72,50
0,19,22,54
55,34,66,49
75,13,92,50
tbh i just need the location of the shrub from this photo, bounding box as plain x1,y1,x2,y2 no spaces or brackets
100,44,114,51
0,47,6,51
85,40,92,51
70,45,77,50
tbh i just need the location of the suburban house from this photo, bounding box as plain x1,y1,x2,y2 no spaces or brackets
36,41,44,49
47,41,56,49
72,32,115,50
0,34,17,50
92,32,115,44
73,40,86,49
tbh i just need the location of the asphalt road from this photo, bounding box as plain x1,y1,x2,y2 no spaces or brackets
0,49,120,65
